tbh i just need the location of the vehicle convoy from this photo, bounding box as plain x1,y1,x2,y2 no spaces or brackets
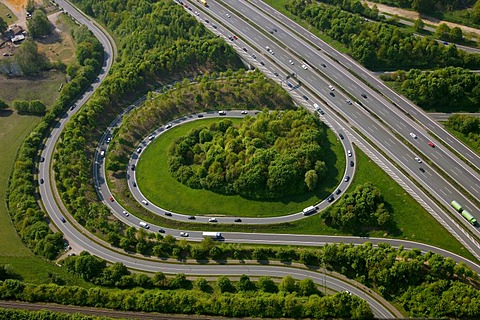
202,232,222,239
451,200,477,225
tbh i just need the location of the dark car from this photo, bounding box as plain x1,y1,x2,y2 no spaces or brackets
131,164,135,171
361,93,367,98
40,178,44,184
260,61,265,66
132,181,137,187
234,218,242,222
350,160,354,167
419,167,425,173
339,133,344,140
188,215,196,220
158,228,165,233
303,95,309,100
273,72,279,77
327,195,334,202
164,211,172,216
335,189,341,195
197,114,204,118
60,217,66,223
329,92,335,97
321,63,326,68
40,157,45,162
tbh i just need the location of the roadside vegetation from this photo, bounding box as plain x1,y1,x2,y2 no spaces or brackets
445,114,480,153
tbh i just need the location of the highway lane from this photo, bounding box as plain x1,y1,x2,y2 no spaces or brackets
247,0,480,171
194,0,480,242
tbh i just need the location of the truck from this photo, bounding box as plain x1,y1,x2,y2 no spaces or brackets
202,232,221,239
197,0,207,6
451,200,463,212
302,205,316,215
139,221,150,229
462,210,477,225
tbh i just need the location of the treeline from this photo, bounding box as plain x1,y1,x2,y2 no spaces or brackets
0,278,372,319
322,183,395,233
446,114,480,151
6,24,104,259
285,0,480,70
168,109,327,199
0,308,113,320
53,0,241,239
368,0,475,13
12,100,46,115
381,67,480,112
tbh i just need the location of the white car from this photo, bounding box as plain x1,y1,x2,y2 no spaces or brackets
148,134,155,140
313,103,320,110
346,99,352,105
208,218,217,222
226,13,231,18
415,157,422,163
328,85,335,91
289,59,294,65
136,147,142,154
219,110,226,115
241,110,248,114
180,231,189,237
410,132,417,139
165,123,172,129
301,64,308,70
347,150,352,157
142,200,149,205
122,210,129,217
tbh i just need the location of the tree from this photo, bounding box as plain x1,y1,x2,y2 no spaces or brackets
0,100,9,109
0,17,7,35
449,27,463,42
14,39,47,75
279,275,297,293
236,274,254,291
297,278,318,296
473,0,480,24
435,23,451,41
195,278,210,292
413,18,424,32
217,275,235,293
256,276,278,293
27,9,51,38
412,0,434,14
26,0,35,13
304,169,318,191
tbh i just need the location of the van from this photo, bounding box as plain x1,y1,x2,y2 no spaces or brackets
302,206,316,215
139,221,149,229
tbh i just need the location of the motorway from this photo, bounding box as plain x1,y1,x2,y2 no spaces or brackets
34,0,480,318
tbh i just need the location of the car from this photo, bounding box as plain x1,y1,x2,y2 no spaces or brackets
350,160,354,167
321,63,326,68
194,11,199,16
40,157,45,162
301,64,308,70
241,110,248,114
346,99,352,105
344,175,350,182
208,218,217,222
270,50,275,55
204,19,209,23
273,72,279,77
136,147,142,154
188,215,196,220
329,92,335,97
289,59,294,65
443,41,449,45
180,231,189,237
132,181,137,187
287,82,293,88
60,217,66,223
260,61,265,66
428,141,435,147
328,85,335,91
70,105,75,111
251,54,256,59
234,218,242,222
131,164,135,171
68,253,76,256
347,150,352,157
361,93,367,98
318,108,324,115
419,167,425,173
100,150,106,158
40,178,44,184
106,137,111,143
197,114,204,118
409,132,417,139
122,210,129,217
212,24,217,29
242,47,248,52
313,103,320,110
327,195,334,202
148,134,155,140
164,211,172,216
233,35,238,40
339,133,344,140
415,157,422,163
226,13,231,18
109,196,114,202
228,36,233,41
158,228,165,233
265,45,270,51
303,95,309,100
335,189,341,195
219,110,226,115
142,199,148,205
165,123,172,129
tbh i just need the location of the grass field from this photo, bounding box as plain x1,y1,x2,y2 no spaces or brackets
135,117,344,217
0,2,16,25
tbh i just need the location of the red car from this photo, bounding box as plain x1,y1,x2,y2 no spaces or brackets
109,196,114,202
428,141,435,147
233,35,238,40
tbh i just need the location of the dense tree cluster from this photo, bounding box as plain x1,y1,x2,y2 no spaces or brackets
0,99,8,109
0,17,6,35
316,0,383,19
446,114,480,151
435,23,463,42
285,0,480,70
381,67,480,112
27,9,52,38
13,99,46,115
6,25,103,259
13,39,48,76
0,277,371,319
168,109,327,199
322,183,394,232
0,309,113,320
365,0,475,13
